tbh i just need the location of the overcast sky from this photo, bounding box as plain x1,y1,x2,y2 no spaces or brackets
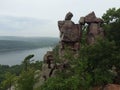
0,0,120,37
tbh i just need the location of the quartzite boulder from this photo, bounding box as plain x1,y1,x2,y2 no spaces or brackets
58,21,81,42
85,12,105,44
43,51,54,68
65,12,73,20
85,12,103,23
58,12,82,59
79,17,85,25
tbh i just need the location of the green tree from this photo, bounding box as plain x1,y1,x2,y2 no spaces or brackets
102,8,120,84
102,8,120,45
1,72,16,90
22,54,34,71
16,69,35,90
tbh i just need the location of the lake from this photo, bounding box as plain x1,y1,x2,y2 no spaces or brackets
0,47,53,66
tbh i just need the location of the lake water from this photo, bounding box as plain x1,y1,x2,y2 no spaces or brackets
0,47,53,66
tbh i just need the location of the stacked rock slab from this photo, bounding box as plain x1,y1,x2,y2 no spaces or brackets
41,51,55,81
34,51,57,89
84,12,105,45
58,12,82,59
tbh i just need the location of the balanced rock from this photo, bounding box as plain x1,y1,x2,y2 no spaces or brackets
65,12,73,20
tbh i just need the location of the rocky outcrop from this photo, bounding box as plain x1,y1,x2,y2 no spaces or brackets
37,11,105,88
85,12,105,45
34,51,56,89
93,84,120,90
58,12,82,59
41,51,56,80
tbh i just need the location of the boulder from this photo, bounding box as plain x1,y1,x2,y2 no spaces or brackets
85,12,103,23
59,21,80,42
104,84,120,90
65,12,73,20
85,12,96,23
79,17,85,25
93,84,120,90
43,51,53,68
88,23,99,36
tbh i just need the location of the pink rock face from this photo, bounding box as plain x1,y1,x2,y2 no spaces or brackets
104,84,120,90
58,12,82,58
85,12,96,23
44,51,53,62
58,20,81,42
65,12,73,20
88,23,99,36
85,12,103,23
85,12,105,44
58,11,105,56
43,51,54,68
93,84,120,90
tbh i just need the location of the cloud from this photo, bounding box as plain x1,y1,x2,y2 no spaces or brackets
0,0,119,37
0,15,59,37
0,16,50,30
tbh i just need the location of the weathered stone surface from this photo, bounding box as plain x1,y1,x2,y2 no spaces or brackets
58,21,81,42
58,12,82,60
85,12,96,23
88,23,99,36
86,23,104,44
79,17,85,25
85,12,103,23
43,51,53,68
87,33,95,45
58,21,65,32
104,84,120,90
74,42,80,51
85,12,105,45
98,27,105,37
93,84,120,90
41,63,55,80
65,12,73,20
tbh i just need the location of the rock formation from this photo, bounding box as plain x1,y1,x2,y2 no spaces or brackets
36,12,105,88
93,84,120,90
84,12,105,44
39,11,105,81
58,12,82,58
42,51,56,80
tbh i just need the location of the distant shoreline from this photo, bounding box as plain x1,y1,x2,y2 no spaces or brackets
0,47,53,66
0,46,53,54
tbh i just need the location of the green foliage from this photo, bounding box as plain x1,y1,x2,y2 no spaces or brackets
22,54,34,71
0,54,43,90
0,65,9,84
16,69,35,90
0,64,22,90
53,45,60,63
40,39,117,90
15,55,43,90
79,39,116,86
102,8,120,84
31,61,43,71
40,76,81,90
0,72,16,90
102,8,120,46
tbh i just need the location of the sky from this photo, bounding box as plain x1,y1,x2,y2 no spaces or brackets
0,0,120,37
